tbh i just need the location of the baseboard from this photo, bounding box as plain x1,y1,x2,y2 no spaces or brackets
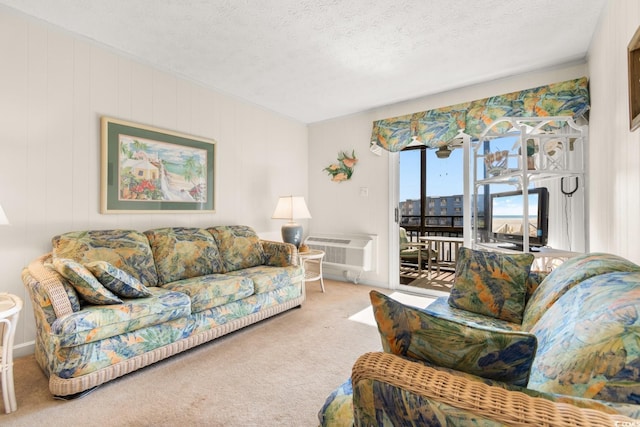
14,340,35,358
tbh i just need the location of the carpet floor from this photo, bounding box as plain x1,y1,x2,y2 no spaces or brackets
4,280,395,427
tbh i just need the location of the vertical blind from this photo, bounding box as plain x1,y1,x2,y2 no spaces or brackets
370,77,589,152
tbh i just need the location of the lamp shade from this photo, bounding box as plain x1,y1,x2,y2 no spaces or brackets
0,204,9,225
271,196,311,220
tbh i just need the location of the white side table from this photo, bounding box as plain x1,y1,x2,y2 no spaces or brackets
298,249,325,292
0,293,22,414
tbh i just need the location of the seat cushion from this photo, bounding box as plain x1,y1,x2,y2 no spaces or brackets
144,227,224,284
51,287,191,347
427,297,523,332
160,274,254,313
52,229,159,287
224,265,304,294
448,247,534,323
207,225,266,272
371,290,537,387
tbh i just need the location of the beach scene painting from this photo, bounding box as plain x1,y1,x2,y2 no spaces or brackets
118,135,208,203
101,116,215,213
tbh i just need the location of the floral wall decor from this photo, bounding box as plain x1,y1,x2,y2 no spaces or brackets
324,150,357,182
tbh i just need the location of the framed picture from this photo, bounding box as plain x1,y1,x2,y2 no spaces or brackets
628,26,640,131
101,117,216,213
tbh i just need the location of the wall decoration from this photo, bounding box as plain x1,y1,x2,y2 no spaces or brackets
628,25,640,131
324,150,358,182
101,117,216,213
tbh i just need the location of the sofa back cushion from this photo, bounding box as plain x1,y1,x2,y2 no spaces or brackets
521,253,640,330
52,229,159,287
528,271,640,404
207,226,265,273
144,227,224,284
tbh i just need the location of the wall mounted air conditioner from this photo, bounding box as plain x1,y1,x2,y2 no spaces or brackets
305,234,375,272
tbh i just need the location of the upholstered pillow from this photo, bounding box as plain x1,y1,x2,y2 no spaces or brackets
371,290,537,386
207,225,265,272
53,258,123,305
144,227,224,284
52,229,159,287
85,261,152,298
448,247,534,323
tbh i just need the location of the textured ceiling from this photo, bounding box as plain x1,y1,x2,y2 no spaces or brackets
0,0,607,123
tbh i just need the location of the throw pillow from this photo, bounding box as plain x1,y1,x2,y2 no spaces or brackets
448,247,534,323
52,258,122,305
370,290,537,386
85,261,152,298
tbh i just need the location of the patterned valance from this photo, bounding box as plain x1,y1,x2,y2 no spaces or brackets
371,77,589,152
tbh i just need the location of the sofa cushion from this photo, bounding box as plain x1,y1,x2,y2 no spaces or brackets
529,271,640,404
207,225,265,272
159,274,254,313
53,258,123,305
144,227,224,284
522,252,640,330
448,247,534,323
85,261,152,298
51,287,191,347
224,265,304,294
427,297,523,332
371,290,537,387
52,229,159,287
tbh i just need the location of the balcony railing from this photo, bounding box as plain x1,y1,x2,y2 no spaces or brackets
400,215,464,239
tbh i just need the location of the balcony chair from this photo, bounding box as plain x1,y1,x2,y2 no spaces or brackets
399,227,439,278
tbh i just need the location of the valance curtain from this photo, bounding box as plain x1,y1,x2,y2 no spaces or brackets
370,77,589,152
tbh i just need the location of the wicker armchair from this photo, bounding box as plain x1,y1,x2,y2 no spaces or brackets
352,352,636,427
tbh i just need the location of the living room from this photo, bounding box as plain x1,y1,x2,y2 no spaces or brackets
0,0,639,425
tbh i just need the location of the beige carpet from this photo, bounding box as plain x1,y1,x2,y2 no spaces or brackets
4,280,387,427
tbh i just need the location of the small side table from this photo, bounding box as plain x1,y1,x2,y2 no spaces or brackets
0,293,22,414
298,249,325,292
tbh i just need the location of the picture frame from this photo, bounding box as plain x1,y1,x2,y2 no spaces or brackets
101,117,216,213
628,26,640,131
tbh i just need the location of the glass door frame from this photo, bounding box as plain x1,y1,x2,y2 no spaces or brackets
388,134,472,294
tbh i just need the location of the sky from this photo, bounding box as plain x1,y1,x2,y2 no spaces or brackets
400,136,519,202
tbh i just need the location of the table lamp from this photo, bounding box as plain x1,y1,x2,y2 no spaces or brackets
272,196,311,248
0,204,9,225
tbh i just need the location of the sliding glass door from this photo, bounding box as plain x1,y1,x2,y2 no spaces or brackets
396,145,464,293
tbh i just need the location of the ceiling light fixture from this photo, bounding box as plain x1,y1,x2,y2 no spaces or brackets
435,146,452,159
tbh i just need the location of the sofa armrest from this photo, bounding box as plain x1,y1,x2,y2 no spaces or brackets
352,352,635,427
261,240,297,267
24,253,74,322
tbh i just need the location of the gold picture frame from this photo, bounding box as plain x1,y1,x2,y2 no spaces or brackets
628,26,640,131
100,117,216,213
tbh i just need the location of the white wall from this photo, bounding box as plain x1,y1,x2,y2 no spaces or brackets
308,64,590,287
0,8,308,354
588,0,640,262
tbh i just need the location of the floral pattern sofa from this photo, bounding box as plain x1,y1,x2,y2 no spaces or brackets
22,225,304,397
319,251,640,426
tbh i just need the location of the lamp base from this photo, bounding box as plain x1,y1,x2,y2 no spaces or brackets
281,223,303,248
